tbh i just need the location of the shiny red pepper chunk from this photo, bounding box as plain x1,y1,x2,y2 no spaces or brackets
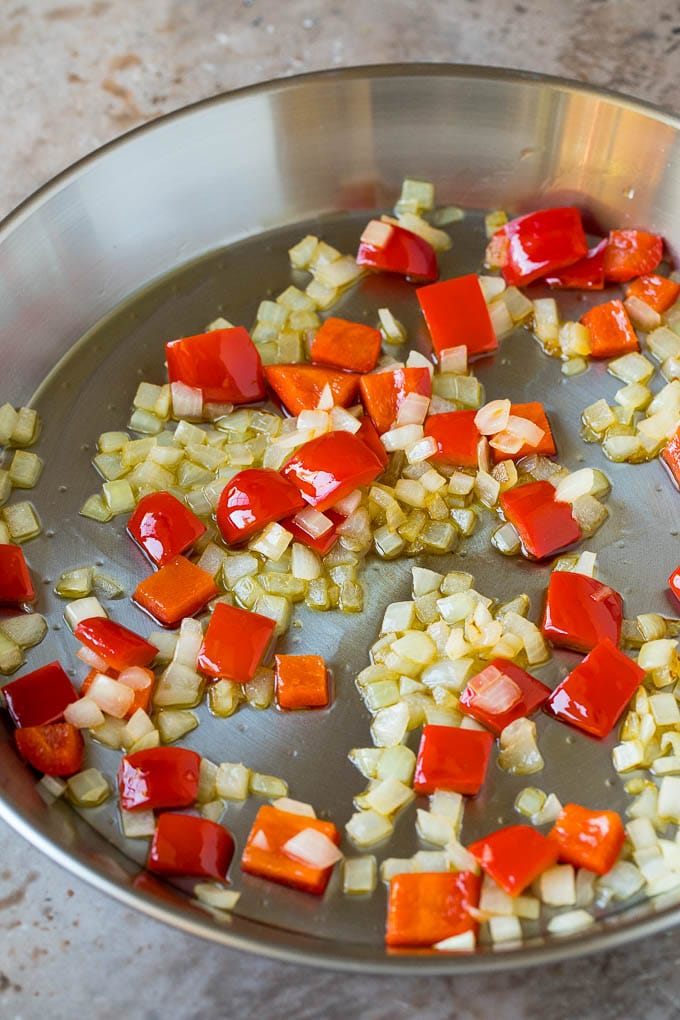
264,364,359,416
468,825,559,896
500,481,581,561
580,299,639,359
74,617,158,672
669,565,680,607
386,871,481,948
549,803,625,875
424,410,480,469
310,317,382,374
413,725,494,796
127,491,206,567
3,661,78,728
0,544,34,607
14,722,84,777
459,658,550,736
356,219,438,283
241,805,341,895
603,229,664,283
197,602,276,683
281,431,384,512
147,814,235,881
132,556,219,628
417,274,498,360
215,468,306,545
545,638,644,738
542,570,623,653
497,207,588,287
165,326,265,405
545,239,607,290
626,274,680,314
118,747,201,811
359,367,432,435
662,427,680,489
355,416,389,467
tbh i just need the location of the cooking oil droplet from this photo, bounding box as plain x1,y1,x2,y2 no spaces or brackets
59,485,68,493
565,735,575,744
46,529,55,538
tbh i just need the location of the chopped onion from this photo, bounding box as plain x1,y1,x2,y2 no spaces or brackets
171,381,203,419
538,865,576,906
547,910,594,935
474,399,511,436
88,674,135,718
291,506,333,538
466,664,522,714
498,717,544,774
283,828,343,869
64,596,107,630
346,810,394,847
360,220,393,247
433,930,476,952
66,767,110,807
396,392,430,426
117,666,153,692
64,697,105,729
342,856,377,895
272,797,316,818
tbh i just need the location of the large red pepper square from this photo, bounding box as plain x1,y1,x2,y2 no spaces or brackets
413,725,494,795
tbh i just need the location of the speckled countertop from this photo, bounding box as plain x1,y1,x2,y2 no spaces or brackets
2,2,680,1017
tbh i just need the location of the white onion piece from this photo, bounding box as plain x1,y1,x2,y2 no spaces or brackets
87,674,135,718
439,345,468,374
332,489,362,516
547,910,594,935
76,645,110,672
64,697,105,729
316,383,334,410
251,829,271,851
283,829,343,869
396,392,430,426
488,430,523,455
466,665,522,714
292,506,333,538
507,415,545,446
171,381,203,419
272,797,316,818
330,405,362,434
498,717,544,774
433,930,476,952
405,350,434,376
117,667,153,691
361,219,393,247
381,424,423,452
474,399,511,436
65,598,107,630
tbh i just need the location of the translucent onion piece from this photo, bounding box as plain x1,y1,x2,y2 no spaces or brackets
474,399,511,436
87,674,135,718
282,828,343,869
468,665,522,714
64,697,105,729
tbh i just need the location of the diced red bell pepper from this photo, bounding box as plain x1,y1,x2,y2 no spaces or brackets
356,219,438,283
669,565,680,607
3,661,78,728
118,746,201,811
0,544,34,607
580,299,639,359
459,658,550,736
274,654,329,710
241,804,341,895
197,602,275,683
74,617,158,672
468,825,559,896
216,468,306,545
544,239,607,290
355,416,389,467
549,803,625,875
661,426,680,489
132,556,219,628
310,317,382,375
499,480,581,561
165,327,265,405
413,725,494,796
147,814,235,881
385,871,481,948
603,229,664,283
496,207,589,287
14,722,84,776
417,274,498,360
491,402,556,463
359,367,432,435
423,410,480,469
281,508,343,555
127,491,206,567
281,431,383,512
546,638,644,738
264,364,359,416
626,274,680,314
542,570,623,653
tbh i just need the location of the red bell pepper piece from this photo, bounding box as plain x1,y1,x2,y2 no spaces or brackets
468,825,559,896
310,317,382,375
544,239,607,290
359,367,432,435
3,661,78,729
385,871,480,948
546,638,644,738
603,229,664,283
580,299,639,359
14,722,84,776
165,327,265,405
423,410,480,469
669,565,680,607
0,544,34,607
132,556,219,628
241,804,341,895
491,402,556,463
355,416,389,467
549,803,625,875
74,617,158,672
356,219,438,283
661,426,680,489
626,273,680,314
499,481,581,561
274,654,329,709
413,725,494,796
127,491,206,567
417,274,498,360
118,746,201,811
495,207,588,287
542,570,623,653
459,658,550,736
147,814,235,881
281,431,383,512
281,508,343,555
197,602,275,683
264,364,359,416
216,468,306,545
